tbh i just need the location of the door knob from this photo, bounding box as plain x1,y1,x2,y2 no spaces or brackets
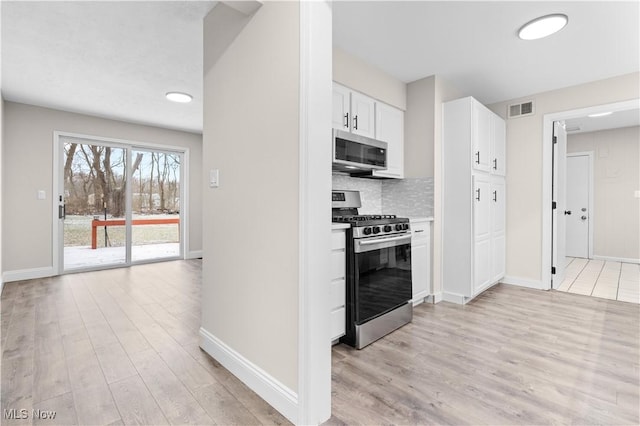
564,210,572,215
581,215,587,220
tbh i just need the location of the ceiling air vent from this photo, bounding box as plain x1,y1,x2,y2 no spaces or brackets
508,100,535,118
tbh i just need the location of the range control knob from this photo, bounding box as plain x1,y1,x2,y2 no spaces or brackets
363,227,372,235
372,226,381,234
403,223,409,230
395,224,403,231
384,225,392,233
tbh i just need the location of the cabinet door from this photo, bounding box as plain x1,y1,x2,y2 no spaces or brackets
350,91,376,138
472,101,492,173
492,114,506,176
373,102,404,178
332,83,351,131
473,175,491,292
411,223,430,303
490,177,506,282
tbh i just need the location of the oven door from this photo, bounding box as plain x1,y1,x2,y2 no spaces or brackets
353,234,412,324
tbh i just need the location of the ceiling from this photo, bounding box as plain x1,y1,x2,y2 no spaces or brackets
565,108,640,134
333,1,639,105
1,1,217,134
1,1,639,134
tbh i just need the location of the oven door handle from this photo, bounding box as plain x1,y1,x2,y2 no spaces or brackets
355,234,411,253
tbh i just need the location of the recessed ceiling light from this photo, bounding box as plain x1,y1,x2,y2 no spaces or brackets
587,112,613,118
518,14,568,40
166,92,192,103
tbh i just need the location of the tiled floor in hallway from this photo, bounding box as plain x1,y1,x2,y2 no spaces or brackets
556,257,640,303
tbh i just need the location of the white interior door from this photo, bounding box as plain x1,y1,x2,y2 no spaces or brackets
566,154,591,258
552,121,568,287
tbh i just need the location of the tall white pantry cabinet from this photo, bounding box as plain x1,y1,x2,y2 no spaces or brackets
442,96,506,304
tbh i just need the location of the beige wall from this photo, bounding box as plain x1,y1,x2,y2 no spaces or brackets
404,76,435,178
202,2,300,392
568,126,640,260
333,46,406,110
489,72,640,282
2,102,203,274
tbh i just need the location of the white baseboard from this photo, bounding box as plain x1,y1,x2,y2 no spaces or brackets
199,327,298,424
433,292,443,303
592,255,640,265
442,292,467,305
502,275,544,290
186,250,203,260
2,266,55,283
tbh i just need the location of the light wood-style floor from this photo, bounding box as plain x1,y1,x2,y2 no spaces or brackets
329,284,640,425
1,260,289,426
557,257,640,303
2,261,639,425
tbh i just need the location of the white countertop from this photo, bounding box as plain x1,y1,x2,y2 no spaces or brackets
409,217,434,223
331,223,350,230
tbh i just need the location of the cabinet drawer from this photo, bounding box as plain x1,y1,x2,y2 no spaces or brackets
331,230,346,250
330,279,345,310
330,307,346,340
331,250,345,281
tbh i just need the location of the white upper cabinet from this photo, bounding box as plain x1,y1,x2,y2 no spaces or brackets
332,83,351,131
332,82,405,179
472,100,492,173
491,114,506,176
350,91,376,138
373,102,404,178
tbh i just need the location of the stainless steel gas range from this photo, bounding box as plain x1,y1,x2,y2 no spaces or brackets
332,190,412,349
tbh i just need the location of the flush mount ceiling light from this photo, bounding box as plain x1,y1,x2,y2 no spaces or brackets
518,14,568,40
165,92,192,103
587,111,613,118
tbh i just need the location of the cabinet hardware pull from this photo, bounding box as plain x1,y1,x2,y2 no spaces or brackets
353,115,358,130
493,190,497,202
414,230,425,233
475,188,481,201
493,158,497,170
475,151,480,164
344,113,349,128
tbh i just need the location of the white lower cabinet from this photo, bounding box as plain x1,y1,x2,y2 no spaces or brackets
411,219,431,305
330,228,347,341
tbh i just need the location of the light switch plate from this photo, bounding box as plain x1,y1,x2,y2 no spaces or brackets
37,190,46,200
209,169,219,188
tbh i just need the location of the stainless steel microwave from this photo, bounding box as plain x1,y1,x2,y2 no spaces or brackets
332,129,387,174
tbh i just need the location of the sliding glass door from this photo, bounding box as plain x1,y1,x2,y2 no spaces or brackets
131,149,181,262
57,134,184,273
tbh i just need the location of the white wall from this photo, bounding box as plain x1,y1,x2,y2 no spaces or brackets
568,126,640,261
201,0,300,401
0,96,4,294
333,46,406,110
2,102,203,278
489,72,640,283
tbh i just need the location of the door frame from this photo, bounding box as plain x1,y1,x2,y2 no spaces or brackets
566,151,594,260
52,130,190,275
541,98,639,290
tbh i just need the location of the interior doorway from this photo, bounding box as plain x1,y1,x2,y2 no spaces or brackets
54,133,185,273
544,99,640,302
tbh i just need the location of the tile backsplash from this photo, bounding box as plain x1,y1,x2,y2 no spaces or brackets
332,174,382,214
382,177,434,218
332,174,433,218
